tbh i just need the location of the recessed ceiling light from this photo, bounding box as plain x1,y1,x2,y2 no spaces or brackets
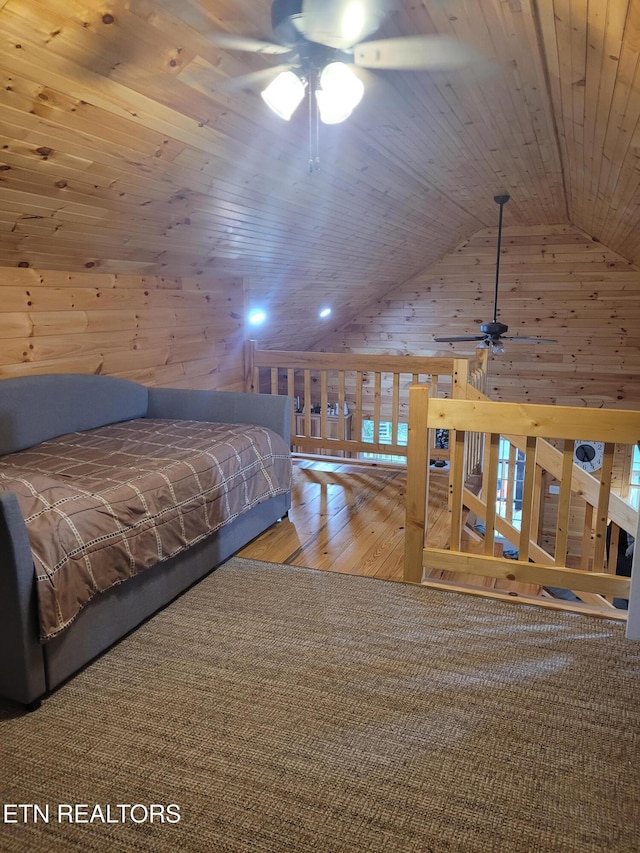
319,307,332,318
248,309,267,325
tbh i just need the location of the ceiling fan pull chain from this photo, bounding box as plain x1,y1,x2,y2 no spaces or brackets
308,66,320,173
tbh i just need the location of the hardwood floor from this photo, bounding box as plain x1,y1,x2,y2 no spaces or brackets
239,459,451,580
239,459,626,620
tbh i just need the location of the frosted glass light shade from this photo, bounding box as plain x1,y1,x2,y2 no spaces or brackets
261,71,305,120
340,2,367,45
316,62,364,124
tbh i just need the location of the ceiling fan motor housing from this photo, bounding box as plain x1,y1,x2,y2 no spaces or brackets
480,321,508,337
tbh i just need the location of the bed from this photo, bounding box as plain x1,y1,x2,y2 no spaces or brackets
0,373,292,709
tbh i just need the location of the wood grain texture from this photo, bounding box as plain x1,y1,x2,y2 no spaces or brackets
0,1,638,374
0,0,574,353
239,459,454,583
0,267,246,389
316,224,640,408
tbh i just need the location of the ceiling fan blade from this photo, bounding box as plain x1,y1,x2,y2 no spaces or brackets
301,0,390,50
209,33,293,55
434,335,485,342
353,35,481,70
501,336,558,344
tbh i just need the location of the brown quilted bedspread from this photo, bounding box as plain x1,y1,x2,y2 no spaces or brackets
0,419,291,641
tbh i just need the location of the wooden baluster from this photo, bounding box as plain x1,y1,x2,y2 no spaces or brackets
592,442,616,571
287,368,295,440
481,433,489,504
373,372,382,450
449,363,469,516
404,385,430,582
483,433,500,556
270,367,278,396
449,427,467,553
392,372,400,447
304,370,311,438
581,504,594,571
320,371,328,441
355,371,363,448
608,523,620,574
427,379,438,463
505,442,517,525
518,436,538,563
471,430,479,477
554,441,575,566
532,463,543,550
337,370,345,444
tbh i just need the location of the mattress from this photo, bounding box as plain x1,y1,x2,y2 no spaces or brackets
0,419,291,640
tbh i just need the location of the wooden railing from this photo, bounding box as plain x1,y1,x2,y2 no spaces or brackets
404,384,640,620
245,341,488,462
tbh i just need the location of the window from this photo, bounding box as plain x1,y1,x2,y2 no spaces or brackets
496,437,525,529
361,420,407,463
630,444,640,510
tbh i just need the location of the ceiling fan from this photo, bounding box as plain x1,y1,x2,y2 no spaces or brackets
434,194,558,354
209,0,484,138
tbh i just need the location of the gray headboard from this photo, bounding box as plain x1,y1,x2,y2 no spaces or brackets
0,374,149,455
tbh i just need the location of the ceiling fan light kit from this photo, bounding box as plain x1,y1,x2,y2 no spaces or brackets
262,61,364,124
217,0,482,165
316,62,364,123
261,70,306,120
434,194,558,353
297,0,386,50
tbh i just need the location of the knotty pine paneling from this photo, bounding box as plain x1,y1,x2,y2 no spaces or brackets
535,0,640,268
0,267,246,390
0,0,568,353
314,225,640,409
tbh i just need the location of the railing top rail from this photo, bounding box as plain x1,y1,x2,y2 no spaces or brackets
414,385,639,536
428,397,640,444
251,348,460,375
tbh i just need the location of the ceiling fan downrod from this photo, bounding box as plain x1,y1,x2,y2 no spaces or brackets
492,193,509,324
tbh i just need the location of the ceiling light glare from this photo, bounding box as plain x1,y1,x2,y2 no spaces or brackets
261,71,305,120
248,309,267,326
491,341,506,354
341,2,366,43
476,340,489,349
319,307,332,318
316,62,364,124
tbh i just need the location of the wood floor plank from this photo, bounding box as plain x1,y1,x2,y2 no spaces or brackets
241,461,439,580
239,462,619,616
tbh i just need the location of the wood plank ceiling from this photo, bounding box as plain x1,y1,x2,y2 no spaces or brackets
0,0,637,350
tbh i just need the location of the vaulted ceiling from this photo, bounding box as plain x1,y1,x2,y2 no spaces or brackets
0,0,638,349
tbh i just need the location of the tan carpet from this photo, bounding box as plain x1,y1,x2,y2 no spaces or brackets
1,557,638,852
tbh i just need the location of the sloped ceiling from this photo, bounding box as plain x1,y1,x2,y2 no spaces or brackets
0,0,637,350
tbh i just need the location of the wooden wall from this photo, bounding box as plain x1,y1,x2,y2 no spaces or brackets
314,225,640,409
0,267,246,390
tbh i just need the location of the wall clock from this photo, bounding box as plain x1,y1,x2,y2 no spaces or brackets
573,440,605,472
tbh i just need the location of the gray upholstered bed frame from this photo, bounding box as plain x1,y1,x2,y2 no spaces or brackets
0,374,291,709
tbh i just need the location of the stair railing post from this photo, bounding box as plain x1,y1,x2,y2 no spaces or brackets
451,359,470,509
404,384,431,583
